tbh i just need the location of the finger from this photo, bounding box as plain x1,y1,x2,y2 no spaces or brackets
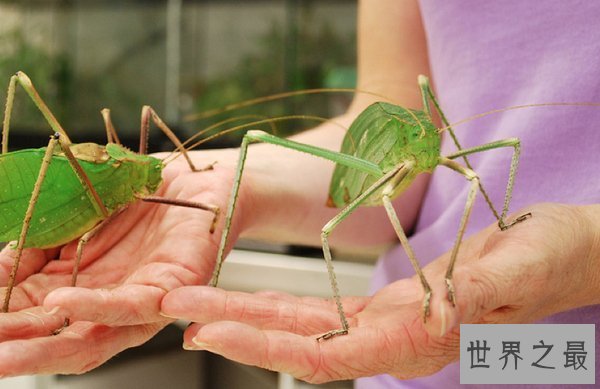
422,280,461,338
0,307,67,341
0,320,165,377
1,273,72,311
44,284,168,325
182,321,407,383
450,252,539,325
253,289,369,314
421,252,514,338
0,247,56,285
161,286,368,335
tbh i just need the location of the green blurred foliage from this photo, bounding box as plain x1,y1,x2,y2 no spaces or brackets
190,21,356,146
0,29,73,134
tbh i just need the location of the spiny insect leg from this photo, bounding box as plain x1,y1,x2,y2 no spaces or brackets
2,71,72,154
446,138,530,230
2,134,59,312
439,157,479,306
380,161,434,321
318,164,407,340
140,106,206,172
100,108,122,145
140,196,220,233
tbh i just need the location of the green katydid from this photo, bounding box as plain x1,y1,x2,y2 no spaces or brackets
208,74,534,341
0,71,221,314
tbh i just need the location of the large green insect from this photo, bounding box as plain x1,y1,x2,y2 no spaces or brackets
209,75,531,340
0,71,220,314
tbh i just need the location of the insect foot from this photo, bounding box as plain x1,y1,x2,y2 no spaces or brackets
499,212,532,231
316,328,349,341
195,160,218,172
445,278,457,307
422,290,432,323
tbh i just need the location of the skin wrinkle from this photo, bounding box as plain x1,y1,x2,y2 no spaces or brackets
378,328,400,372
303,340,325,383
0,248,39,284
234,294,248,323
127,262,201,292
276,300,298,333
464,266,501,316
14,278,45,308
118,287,163,324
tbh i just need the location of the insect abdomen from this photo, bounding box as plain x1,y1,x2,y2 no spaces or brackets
0,147,161,248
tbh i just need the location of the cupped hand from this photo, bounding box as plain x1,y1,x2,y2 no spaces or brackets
0,151,242,376
160,203,600,383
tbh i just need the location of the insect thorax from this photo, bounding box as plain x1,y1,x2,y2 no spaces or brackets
104,143,164,196
327,102,440,207
375,103,440,174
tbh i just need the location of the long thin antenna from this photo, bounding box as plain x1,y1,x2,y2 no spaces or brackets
184,88,393,122
438,102,600,133
163,115,347,165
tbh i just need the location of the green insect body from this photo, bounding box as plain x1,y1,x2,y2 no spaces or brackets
327,102,440,207
1,71,220,315
210,74,530,341
0,143,163,248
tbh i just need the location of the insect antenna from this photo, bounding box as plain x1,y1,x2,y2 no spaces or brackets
438,102,600,134
179,114,279,151
173,87,398,165
162,115,349,166
434,100,600,222
184,88,393,122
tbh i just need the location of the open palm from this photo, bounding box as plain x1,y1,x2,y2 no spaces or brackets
161,203,599,383
0,153,237,376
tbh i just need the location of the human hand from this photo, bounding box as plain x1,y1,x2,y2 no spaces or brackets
160,203,600,383
0,151,243,376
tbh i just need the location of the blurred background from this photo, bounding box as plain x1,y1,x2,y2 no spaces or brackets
0,1,368,389
0,0,357,150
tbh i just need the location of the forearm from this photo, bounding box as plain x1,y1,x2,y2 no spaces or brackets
230,114,404,249
228,0,432,249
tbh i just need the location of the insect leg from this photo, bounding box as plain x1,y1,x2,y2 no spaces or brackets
55,136,109,219
380,163,434,322
139,196,220,233
1,75,16,154
2,72,72,154
2,134,60,313
211,129,382,287
100,108,122,145
318,165,408,340
139,106,213,172
47,207,129,332
72,207,127,288
438,157,479,306
418,75,503,224
417,75,432,116
211,129,386,340
446,138,531,230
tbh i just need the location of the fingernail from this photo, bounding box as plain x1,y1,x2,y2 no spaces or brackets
183,340,209,351
158,311,177,319
191,337,212,350
183,336,211,351
43,306,61,315
439,303,460,337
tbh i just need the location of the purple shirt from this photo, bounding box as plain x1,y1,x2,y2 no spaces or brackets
357,1,600,387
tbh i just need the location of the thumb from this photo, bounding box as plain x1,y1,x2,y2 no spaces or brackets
423,261,508,337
